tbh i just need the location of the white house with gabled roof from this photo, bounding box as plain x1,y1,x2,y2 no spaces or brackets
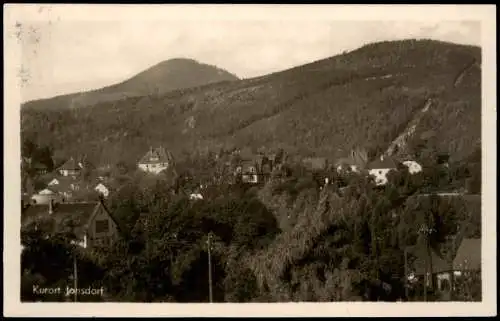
367,155,398,186
95,182,110,198
402,160,423,174
137,146,173,174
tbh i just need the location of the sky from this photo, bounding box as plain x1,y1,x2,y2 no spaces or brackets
7,5,484,102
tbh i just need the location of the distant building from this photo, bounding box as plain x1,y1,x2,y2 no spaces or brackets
366,155,398,186
47,178,61,186
43,176,89,201
239,159,259,184
336,161,359,173
138,146,173,174
233,151,284,184
94,182,110,198
335,148,368,174
407,242,453,300
402,160,423,174
32,162,49,175
189,192,204,201
21,200,120,250
30,188,61,205
57,157,82,177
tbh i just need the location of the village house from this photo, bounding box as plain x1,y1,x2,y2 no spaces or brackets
239,159,259,184
406,242,453,300
94,182,110,198
402,160,423,174
138,146,173,174
266,150,285,170
255,154,274,181
30,187,62,205
189,192,204,201
32,162,49,175
21,200,120,250
57,157,82,177
335,148,369,174
366,155,398,186
44,175,91,202
234,151,277,184
336,161,359,174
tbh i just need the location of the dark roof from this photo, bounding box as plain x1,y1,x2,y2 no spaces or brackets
36,186,58,194
138,146,173,164
408,243,451,275
453,238,481,271
32,162,48,170
21,201,113,238
367,156,398,170
335,157,357,166
58,157,81,171
240,159,258,171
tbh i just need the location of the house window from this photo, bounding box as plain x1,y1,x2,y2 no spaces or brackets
95,219,109,233
440,279,451,292
93,237,103,247
96,237,108,247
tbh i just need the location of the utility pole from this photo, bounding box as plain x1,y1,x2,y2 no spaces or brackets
207,232,213,303
419,223,435,302
145,217,151,302
426,230,434,301
404,247,409,300
73,252,78,302
423,244,427,302
70,221,78,303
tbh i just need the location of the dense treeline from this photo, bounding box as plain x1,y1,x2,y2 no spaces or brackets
21,150,481,302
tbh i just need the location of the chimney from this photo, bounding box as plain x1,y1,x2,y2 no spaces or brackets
48,199,54,214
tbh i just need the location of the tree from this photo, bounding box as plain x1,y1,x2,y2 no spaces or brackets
22,138,37,158
32,145,54,172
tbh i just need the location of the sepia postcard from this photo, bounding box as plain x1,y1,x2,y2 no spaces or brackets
3,3,497,317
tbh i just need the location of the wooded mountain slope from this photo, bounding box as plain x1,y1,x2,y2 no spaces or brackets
21,39,481,167
21,58,239,110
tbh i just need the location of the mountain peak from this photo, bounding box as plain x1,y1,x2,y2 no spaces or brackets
161,57,200,64
22,58,239,109
116,58,239,94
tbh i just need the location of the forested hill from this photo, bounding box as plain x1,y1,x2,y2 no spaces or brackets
21,58,240,110
21,39,481,167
